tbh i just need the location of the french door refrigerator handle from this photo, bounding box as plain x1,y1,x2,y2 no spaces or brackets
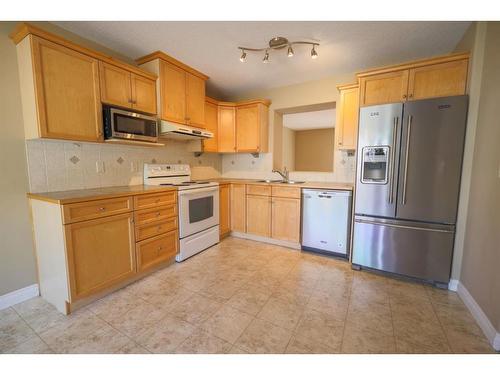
388,117,398,204
402,115,412,205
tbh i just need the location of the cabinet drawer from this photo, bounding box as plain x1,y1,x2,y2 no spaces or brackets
62,197,133,224
134,191,177,210
135,217,178,242
246,184,271,196
136,231,178,272
271,186,301,199
134,204,177,226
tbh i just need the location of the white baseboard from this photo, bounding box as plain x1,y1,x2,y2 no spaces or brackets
0,284,39,311
457,282,500,351
448,279,459,291
230,231,301,250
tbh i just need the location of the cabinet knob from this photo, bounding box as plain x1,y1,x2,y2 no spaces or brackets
409,93,413,99
156,212,161,216
99,207,105,211
403,94,407,99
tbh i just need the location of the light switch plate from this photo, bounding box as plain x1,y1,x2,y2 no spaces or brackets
130,161,138,172
96,160,104,174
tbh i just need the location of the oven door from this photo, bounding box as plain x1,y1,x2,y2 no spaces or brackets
109,107,158,142
178,186,219,238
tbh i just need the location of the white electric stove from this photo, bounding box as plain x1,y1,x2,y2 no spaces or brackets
143,164,219,262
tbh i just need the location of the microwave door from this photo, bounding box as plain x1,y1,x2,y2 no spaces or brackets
355,103,403,218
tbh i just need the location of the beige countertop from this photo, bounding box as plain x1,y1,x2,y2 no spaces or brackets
213,178,354,191
27,179,353,205
27,185,177,205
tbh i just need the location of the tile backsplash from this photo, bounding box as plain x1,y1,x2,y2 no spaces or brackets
25,139,222,193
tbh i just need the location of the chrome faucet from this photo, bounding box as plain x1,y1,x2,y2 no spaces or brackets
272,166,289,182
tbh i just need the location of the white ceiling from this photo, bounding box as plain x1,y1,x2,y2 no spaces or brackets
283,109,335,130
53,21,470,99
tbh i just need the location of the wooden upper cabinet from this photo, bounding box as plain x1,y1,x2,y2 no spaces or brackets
336,84,359,150
218,105,236,152
160,60,187,123
359,70,409,107
408,59,468,101
99,62,132,109
185,73,205,128
65,212,136,301
357,53,469,107
130,73,157,114
236,102,269,153
203,99,218,152
30,36,103,141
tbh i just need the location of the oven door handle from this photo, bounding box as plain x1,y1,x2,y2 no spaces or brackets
177,186,219,196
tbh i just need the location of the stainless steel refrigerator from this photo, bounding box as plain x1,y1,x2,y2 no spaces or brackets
352,95,468,286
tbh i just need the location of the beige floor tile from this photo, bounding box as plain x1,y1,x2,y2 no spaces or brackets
392,315,449,352
135,314,196,353
341,321,396,354
12,297,69,335
227,345,250,354
425,286,463,306
294,308,344,350
285,334,339,354
388,279,429,302
234,318,293,354
390,296,438,323
146,287,195,312
107,302,166,338
445,329,495,354
200,305,253,343
226,285,272,316
87,289,144,322
346,302,393,336
258,297,305,330
307,290,350,318
396,337,451,354
272,284,313,307
114,341,150,354
175,328,232,354
0,308,40,353
6,336,53,354
433,302,484,337
169,293,222,325
62,325,132,354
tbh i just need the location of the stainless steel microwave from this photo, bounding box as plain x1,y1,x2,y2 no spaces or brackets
103,106,158,143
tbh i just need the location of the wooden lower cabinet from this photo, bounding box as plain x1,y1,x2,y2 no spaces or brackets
136,230,178,273
271,197,301,242
246,194,272,237
64,213,136,301
231,184,246,232
219,184,231,238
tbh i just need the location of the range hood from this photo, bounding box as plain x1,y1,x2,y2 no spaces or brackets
159,120,213,140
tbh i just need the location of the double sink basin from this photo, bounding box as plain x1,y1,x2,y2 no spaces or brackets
256,180,305,184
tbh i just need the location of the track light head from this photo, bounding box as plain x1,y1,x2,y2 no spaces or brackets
239,50,247,62
311,45,318,59
263,50,270,63
287,45,294,57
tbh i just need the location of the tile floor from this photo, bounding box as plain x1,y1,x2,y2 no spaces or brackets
0,237,496,354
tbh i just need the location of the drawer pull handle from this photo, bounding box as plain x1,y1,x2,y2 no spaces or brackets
156,212,161,216
99,207,106,211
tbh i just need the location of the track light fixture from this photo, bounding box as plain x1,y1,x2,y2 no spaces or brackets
238,36,319,63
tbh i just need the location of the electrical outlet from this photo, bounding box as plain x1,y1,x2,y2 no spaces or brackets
96,161,104,174
130,161,138,173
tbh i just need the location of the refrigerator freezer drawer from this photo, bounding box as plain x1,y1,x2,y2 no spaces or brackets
352,217,454,283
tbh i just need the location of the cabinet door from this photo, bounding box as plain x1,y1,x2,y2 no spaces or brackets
337,86,359,150
219,184,231,237
65,213,136,301
218,106,236,152
203,101,218,152
185,72,206,128
359,70,409,106
160,60,186,123
99,62,132,109
271,197,301,242
32,36,102,141
230,184,246,232
236,104,260,152
246,195,271,237
131,73,157,114
408,59,468,101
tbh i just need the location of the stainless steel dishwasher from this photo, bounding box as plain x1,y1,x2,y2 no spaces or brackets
301,189,352,257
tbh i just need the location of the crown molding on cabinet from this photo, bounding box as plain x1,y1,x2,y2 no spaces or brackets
10,22,157,81
136,50,209,81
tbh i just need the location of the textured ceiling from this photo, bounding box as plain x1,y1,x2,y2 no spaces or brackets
53,21,470,99
283,109,336,130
